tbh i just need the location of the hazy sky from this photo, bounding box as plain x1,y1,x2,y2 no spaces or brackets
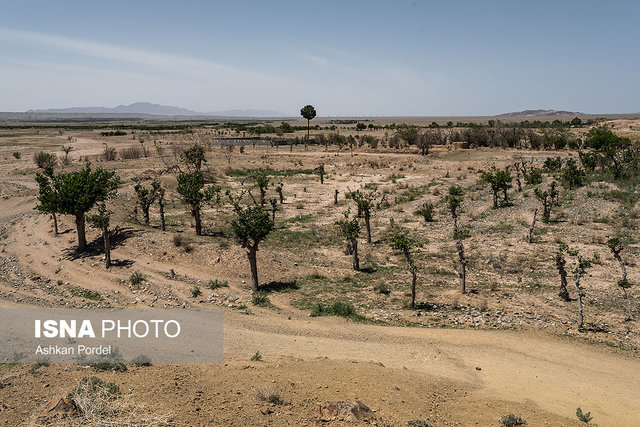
1,0,638,116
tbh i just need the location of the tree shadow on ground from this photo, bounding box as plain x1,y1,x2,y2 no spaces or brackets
62,227,140,260
260,280,299,293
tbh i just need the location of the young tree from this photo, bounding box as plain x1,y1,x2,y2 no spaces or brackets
157,185,166,231
447,185,464,236
315,163,326,184
567,248,591,330
389,224,419,308
527,208,538,244
180,144,207,172
608,238,633,320
252,171,270,207
275,182,284,204
559,158,586,189
456,240,468,294
352,190,375,243
300,105,317,141
176,171,220,236
482,165,512,207
133,180,160,225
555,245,571,301
230,204,274,291
534,181,559,223
61,145,74,166
35,164,120,251
88,203,113,268
335,210,361,271
34,167,61,236
269,198,278,222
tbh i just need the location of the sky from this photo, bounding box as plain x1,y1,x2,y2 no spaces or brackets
0,0,639,116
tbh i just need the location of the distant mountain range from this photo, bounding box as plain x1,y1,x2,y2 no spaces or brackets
26,102,288,117
496,109,583,117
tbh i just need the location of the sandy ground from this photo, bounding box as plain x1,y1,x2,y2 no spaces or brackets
1,125,639,426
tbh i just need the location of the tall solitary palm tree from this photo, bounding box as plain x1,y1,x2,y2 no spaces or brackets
300,105,317,140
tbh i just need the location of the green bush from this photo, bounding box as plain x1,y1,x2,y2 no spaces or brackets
499,413,527,426
208,279,229,290
252,291,270,306
415,201,435,222
190,285,202,298
129,271,145,285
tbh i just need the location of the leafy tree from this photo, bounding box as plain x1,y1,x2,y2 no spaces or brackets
157,185,166,231
389,224,419,308
176,171,220,236
447,185,464,235
560,158,586,189
352,190,376,243
230,205,274,290
88,203,113,268
356,122,366,132
35,164,120,251
395,125,420,146
34,167,61,235
570,117,582,127
534,181,559,223
180,144,207,171
300,105,317,140
133,180,161,225
335,210,361,271
269,198,278,222
252,171,270,207
482,165,512,207
608,238,633,320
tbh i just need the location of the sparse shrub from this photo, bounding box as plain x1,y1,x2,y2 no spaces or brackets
576,407,593,424
407,420,432,427
173,233,184,247
129,271,145,285
560,158,586,189
376,282,391,295
522,163,543,185
90,361,127,372
68,376,120,399
102,145,117,161
543,157,563,173
252,291,270,306
256,386,284,405
251,351,262,361
208,279,229,290
70,288,103,301
130,354,152,366
29,358,51,373
415,201,435,222
310,300,365,321
12,151,21,159
535,181,559,223
119,146,142,159
499,413,527,426
190,285,202,298
33,151,57,168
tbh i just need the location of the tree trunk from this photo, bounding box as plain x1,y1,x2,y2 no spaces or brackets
193,206,202,236
411,270,417,309
320,172,324,184
351,238,359,271
103,227,111,269
334,189,338,205
528,209,538,244
52,213,58,236
159,196,166,231
557,256,570,301
307,119,310,141
143,205,150,225
575,272,584,330
247,247,259,291
364,211,371,244
456,240,467,294
75,213,87,251
613,252,632,320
